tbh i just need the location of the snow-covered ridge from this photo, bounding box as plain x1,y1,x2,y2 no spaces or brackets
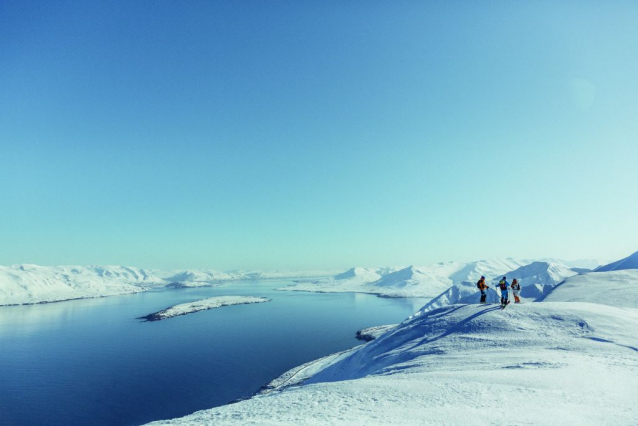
146,271,638,425
138,296,270,321
0,264,165,306
595,250,638,272
542,269,638,308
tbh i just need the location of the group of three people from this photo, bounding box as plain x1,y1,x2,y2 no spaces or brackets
476,276,521,307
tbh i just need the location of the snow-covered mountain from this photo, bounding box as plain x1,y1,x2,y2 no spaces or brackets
280,258,544,298
0,264,165,306
334,267,383,282
421,260,580,311
368,265,452,298
501,261,578,299
146,271,638,426
594,250,638,272
239,270,341,280
161,269,244,287
0,265,344,305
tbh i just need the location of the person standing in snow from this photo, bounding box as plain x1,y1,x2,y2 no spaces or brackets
511,278,521,303
498,276,510,308
476,276,489,303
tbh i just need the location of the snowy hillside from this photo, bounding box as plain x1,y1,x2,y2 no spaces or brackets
595,250,638,272
542,269,638,308
146,292,638,425
0,265,165,306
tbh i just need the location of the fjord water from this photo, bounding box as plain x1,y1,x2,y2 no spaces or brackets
0,281,427,426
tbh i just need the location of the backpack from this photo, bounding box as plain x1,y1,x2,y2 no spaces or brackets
499,280,507,290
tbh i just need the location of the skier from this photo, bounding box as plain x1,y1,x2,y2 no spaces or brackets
498,276,510,308
511,278,521,303
476,276,489,303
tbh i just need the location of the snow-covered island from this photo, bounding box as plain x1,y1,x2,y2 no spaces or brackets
138,296,270,322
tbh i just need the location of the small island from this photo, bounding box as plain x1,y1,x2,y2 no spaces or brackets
138,296,270,321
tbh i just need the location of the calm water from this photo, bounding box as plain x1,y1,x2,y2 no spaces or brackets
0,281,427,426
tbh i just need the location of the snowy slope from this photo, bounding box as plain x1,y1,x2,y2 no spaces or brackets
146,299,638,426
595,250,638,272
542,269,638,308
0,264,165,306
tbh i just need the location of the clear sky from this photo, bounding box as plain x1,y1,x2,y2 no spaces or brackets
1,1,637,270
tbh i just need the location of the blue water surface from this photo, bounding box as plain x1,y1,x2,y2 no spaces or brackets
0,281,427,426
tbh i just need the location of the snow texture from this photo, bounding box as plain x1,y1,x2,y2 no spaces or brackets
138,296,270,321
145,265,638,426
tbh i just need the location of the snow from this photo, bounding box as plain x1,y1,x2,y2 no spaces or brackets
280,259,542,299
0,264,165,306
238,270,341,280
421,261,579,311
542,269,638,308
138,296,270,321
145,301,638,425
355,324,398,341
595,250,638,272
161,270,245,288
0,265,339,305
144,262,638,426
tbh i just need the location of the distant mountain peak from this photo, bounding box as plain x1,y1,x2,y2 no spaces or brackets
595,251,638,272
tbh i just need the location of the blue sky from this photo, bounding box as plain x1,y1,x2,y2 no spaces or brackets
1,1,637,270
